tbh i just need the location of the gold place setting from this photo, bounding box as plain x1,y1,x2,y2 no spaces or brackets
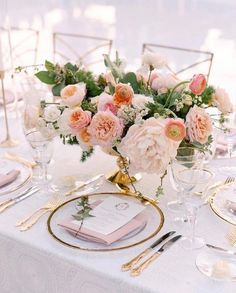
1,45,236,291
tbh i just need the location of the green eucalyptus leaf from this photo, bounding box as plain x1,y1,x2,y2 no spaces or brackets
121,72,139,93
52,80,65,96
45,60,55,71
35,71,55,84
64,62,78,72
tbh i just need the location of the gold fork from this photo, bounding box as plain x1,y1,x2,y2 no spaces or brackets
16,196,64,231
226,226,236,246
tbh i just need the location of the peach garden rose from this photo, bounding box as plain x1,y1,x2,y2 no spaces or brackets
60,82,86,107
185,105,212,144
88,111,123,147
68,108,92,134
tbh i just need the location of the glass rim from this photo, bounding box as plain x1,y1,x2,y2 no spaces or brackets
26,130,51,143
176,168,213,185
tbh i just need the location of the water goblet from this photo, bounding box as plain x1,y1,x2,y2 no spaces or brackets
177,168,213,249
168,147,204,212
26,130,54,194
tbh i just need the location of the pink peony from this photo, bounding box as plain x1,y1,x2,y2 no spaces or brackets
186,105,212,144
97,92,118,115
60,83,86,107
212,87,233,114
68,108,91,134
118,117,180,174
165,118,186,142
189,74,206,95
88,111,123,147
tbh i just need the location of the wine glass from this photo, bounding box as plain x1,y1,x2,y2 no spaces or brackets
177,168,213,249
224,112,236,158
26,130,54,194
168,147,204,212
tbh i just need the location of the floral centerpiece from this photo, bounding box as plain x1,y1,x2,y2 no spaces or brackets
32,52,232,195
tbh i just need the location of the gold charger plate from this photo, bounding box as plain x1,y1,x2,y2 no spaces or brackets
209,183,236,226
0,158,32,196
47,191,164,252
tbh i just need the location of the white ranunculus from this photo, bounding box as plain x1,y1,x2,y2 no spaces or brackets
142,52,167,69
132,94,153,110
44,105,61,122
151,73,179,92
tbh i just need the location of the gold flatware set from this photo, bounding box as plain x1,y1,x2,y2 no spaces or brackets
122,231,182,276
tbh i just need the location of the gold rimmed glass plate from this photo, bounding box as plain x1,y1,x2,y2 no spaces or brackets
47,192,164,252
0,158,32,196
210,183,236,226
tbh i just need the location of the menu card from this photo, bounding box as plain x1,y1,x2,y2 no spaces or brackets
72,196,145,235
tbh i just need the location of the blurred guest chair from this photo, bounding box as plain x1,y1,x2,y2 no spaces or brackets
142,43,213,81
53,32,113,72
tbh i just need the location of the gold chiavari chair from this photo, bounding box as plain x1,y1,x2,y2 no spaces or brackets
53,32,113,72
142,43,214,81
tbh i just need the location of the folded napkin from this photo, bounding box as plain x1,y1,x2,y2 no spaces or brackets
0,170,20,188
59,201,148,245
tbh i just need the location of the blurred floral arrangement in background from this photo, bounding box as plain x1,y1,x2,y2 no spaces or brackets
24,52,233,195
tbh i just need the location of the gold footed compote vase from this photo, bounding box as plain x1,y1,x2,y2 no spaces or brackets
102,148,142,187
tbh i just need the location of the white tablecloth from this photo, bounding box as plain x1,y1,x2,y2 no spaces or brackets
0,116,235,293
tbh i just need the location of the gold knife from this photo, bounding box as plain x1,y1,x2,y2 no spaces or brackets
0,186,40,213
121,231,176,271
131,235,182,276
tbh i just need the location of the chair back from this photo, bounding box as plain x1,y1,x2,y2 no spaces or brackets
142,43,213,81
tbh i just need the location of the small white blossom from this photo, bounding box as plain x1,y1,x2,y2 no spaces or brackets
142,52,167,69
44,105,61,122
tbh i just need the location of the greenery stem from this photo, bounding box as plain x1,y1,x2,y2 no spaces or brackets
164,80,189,108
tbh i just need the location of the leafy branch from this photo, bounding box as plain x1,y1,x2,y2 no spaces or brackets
73,196,94,222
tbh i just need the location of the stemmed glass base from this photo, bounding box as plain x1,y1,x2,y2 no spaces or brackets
181,236,205,250
167,200,185,213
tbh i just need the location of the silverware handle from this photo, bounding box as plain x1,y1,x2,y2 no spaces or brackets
20,209,49,231
16,208,45,227
121,248,150,271
0,200,14,213
65,183,85,196
131,253,161,276
0,199,11,207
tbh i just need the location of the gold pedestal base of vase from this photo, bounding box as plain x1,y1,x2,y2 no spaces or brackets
105,155,142,185
0,138,19,148
106,170,142,185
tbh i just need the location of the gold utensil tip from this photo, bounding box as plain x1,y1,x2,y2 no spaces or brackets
226,227,236,246
0,200,15,213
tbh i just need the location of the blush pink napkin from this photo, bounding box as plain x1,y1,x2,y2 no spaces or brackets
59,200,148,245
0,170,20,188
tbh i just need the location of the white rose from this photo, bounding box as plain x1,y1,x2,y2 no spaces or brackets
132,94,153,110
212,87,233,114
60,82,86,108
151,73,179,92
44,105,61,122
57,109,71,135
142,52,167,69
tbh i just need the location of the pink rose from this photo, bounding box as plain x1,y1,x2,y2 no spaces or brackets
60,83,86,107
97,93,118,115
88,111,123,147
165,118,186,142
118,118,180,174
189,74,206,95
212,87,233,114
68,108,91,134
186,105,212,144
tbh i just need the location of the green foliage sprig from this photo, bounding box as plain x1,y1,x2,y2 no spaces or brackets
73,196,94,222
